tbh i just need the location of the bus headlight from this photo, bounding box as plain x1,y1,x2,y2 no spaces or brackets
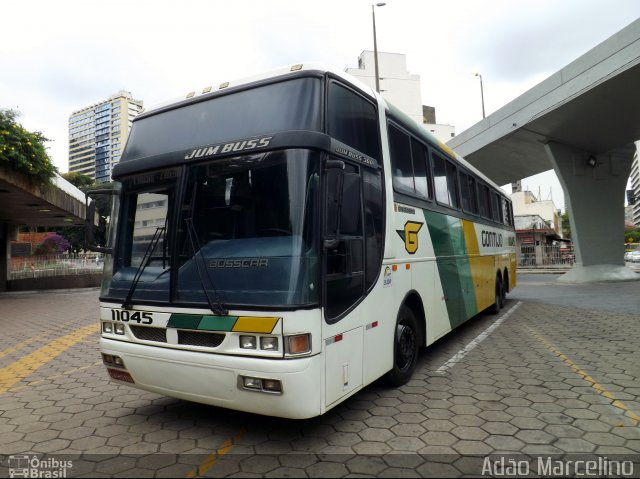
114,323,125,335
102,322,113,334
240,376,283,394
243,377,262,390
260,337,278,351
102,354,126,369
239,335,257,349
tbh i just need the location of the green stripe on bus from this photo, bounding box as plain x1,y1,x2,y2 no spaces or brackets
167,314,240,331
167,314,203,330
199,315,238,332
424,210,478,328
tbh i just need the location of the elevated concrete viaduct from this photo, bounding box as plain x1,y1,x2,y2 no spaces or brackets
448,18,640,283
0,169,87,291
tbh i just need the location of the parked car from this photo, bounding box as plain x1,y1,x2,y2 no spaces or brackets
625,251,640,263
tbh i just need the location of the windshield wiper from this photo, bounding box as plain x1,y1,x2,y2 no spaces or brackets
184,217,228,316
122,226,166,309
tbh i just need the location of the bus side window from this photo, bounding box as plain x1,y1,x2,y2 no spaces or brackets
388,124,414,194
478,183,490,219
460,172,478,215
446,161,460,209
433,153,448,205
490,192,501,222
411,138,431,200
501,197,510,226
433,153,460,209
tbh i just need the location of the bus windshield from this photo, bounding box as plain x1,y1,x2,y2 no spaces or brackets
104,149,321,308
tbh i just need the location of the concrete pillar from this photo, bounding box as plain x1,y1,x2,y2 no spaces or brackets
545,141,639,282
0,222,7,292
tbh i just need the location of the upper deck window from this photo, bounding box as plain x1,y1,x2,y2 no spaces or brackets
327,82,381,160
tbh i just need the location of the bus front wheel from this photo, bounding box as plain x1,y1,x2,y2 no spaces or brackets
383,305,420,387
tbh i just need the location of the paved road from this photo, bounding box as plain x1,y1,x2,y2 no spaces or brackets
512,273,640,314
0,276,639,477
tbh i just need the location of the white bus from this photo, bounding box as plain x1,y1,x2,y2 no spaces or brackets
93,64,516,419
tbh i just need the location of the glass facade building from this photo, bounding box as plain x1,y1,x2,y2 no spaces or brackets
68,91,143,183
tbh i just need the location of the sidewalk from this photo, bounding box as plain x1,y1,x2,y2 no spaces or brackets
518,263,640,275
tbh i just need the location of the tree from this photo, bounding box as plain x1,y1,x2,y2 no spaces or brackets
33,233,71,256
625,227,640,244
62,171,94,190
0,109,57,182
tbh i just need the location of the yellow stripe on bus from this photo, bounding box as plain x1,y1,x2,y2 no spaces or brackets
232,317,279,334
461,220,494,312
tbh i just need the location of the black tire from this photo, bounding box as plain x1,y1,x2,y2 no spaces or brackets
502,273,508,302
382,305,420,387
489,277,503,315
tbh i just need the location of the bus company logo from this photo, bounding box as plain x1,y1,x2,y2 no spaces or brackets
184,136,272,160
481,230,503,248
209,258,269,268
7,455,72,478
397,221,423,254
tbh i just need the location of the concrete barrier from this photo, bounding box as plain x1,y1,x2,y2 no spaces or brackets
7,273,102,292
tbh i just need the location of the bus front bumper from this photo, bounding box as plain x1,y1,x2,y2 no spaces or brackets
100,337,323,419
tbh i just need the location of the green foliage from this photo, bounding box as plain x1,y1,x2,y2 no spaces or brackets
625,228,640,244
33,233,71,255
0,108,57,182
62,171,94,190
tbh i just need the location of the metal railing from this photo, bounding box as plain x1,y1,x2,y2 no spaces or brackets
9,255,103,280
519,244,575,268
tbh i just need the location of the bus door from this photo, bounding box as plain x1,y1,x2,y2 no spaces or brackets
322,159,365,406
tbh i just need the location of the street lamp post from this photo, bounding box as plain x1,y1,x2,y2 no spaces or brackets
474,72,485,119
372,3,386,93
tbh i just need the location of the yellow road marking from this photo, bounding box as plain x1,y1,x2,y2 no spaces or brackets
0,323,99,394
186,429,245,478
8,361,103,393
526,326,640,425
0,335,43,359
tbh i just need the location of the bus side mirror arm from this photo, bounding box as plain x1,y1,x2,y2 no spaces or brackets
84,188,115,254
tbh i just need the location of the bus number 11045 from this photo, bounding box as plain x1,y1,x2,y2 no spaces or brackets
111,309,153,325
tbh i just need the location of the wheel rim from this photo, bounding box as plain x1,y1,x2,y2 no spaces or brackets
396,322,416,371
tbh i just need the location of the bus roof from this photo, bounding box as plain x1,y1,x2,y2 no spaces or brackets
141,62,377,118
138,63,506,197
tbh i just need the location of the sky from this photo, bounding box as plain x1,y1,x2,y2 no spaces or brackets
3,0,640,211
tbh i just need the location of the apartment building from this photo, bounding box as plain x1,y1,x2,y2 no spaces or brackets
68,91,143,183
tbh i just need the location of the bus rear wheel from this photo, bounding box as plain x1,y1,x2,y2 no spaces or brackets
489,277,503,315
383,305,420,387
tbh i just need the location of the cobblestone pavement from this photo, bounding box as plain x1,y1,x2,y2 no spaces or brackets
0,278,639,477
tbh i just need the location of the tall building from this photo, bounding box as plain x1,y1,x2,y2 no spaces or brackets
68,91,143,183
346,51,455,142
